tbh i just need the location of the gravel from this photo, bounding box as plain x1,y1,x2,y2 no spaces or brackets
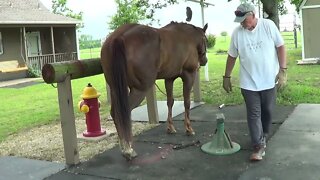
0,117,158,163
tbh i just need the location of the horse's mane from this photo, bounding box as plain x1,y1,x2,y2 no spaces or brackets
162,21,202,34
164,21,196,28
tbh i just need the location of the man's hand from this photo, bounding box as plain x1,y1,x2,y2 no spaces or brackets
276,68,287,91
223,76,232,93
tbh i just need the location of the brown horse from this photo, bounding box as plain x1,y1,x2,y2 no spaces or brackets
100,22,208,160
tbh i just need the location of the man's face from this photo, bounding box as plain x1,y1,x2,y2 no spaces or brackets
241,13,255,30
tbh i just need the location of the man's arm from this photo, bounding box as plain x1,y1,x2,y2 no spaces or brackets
224,54,237,77
277,45,287,68
276,45,287,90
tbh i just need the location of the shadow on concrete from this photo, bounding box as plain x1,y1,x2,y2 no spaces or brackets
45,104,296,180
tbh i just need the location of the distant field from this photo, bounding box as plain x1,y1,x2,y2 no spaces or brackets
80,47,100,59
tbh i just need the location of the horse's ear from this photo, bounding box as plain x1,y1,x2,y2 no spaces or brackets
203,23,208,33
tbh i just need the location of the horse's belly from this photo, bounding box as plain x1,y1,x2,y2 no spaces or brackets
156,70,181,79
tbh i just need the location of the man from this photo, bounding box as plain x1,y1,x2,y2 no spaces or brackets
223,3,287,161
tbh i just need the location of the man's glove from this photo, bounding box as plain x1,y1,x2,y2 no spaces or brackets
223,76,232,93
275,68,287,91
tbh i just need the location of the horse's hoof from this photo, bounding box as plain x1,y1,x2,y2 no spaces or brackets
122,149,138,161
186,130,195,136
167,128,177,134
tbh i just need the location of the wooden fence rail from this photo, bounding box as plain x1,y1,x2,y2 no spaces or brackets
42,58,102,83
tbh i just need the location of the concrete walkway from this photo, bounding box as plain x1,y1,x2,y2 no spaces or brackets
239,103,320,180
0,157,64,180
1,104,320,180
0,78,42,88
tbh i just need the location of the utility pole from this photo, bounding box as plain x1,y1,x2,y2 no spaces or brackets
187,0,214,82
186,0,214,102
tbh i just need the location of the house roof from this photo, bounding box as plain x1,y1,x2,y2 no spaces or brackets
300,0,320,10
299,0,307,10
0,0,81,25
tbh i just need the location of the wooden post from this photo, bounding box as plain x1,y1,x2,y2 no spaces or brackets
106,84,111,104
57,76,79,165
294,28,297,49
193,71,201,102
146,85,159,124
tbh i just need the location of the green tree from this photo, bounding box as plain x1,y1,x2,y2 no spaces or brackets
260,0,303,29
229,0,303,29
108,0,178,31
289,0,304,12
51,0,84,29
79,34,93,49
79,34,101,49
220,31,228,42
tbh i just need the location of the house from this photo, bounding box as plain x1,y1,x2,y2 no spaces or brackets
0,0,80,81
299,0,320,61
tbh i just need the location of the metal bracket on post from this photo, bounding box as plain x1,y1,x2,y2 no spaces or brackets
146,84,159,124
57,75,80,165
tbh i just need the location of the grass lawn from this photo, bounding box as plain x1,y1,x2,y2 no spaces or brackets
80,47,100,59
1,32,319,142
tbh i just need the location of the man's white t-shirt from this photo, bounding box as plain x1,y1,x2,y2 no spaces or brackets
228,18,284,91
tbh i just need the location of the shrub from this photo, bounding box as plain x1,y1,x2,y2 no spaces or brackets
220,31,228,42
220,31,228,37
206,34,216,48
216,49,228,54
26,67,40,78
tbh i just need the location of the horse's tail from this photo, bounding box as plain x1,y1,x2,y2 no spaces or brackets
110,37,132,141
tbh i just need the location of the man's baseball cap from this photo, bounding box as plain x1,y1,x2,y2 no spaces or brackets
234,3,255,23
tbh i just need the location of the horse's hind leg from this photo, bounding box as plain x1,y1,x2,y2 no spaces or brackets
109,100,135,160
128,88,148,111
181,72,195,136
165,79,177,134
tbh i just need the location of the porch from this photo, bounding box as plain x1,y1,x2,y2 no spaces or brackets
0,0,80,81
28,52,78,75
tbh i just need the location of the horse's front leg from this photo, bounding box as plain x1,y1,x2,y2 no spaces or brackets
165,79,177,134
181,72,195,136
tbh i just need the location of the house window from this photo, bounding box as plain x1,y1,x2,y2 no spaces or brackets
0,32,3,55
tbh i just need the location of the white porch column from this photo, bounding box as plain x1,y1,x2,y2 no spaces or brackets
50,26,56,63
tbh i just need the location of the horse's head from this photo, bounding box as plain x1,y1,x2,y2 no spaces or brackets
197,23,208,66
164,22,208,67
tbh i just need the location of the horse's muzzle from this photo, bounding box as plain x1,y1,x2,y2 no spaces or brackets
200,57,208,66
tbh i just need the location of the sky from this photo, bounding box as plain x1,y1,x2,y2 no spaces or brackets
40,0,299,40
